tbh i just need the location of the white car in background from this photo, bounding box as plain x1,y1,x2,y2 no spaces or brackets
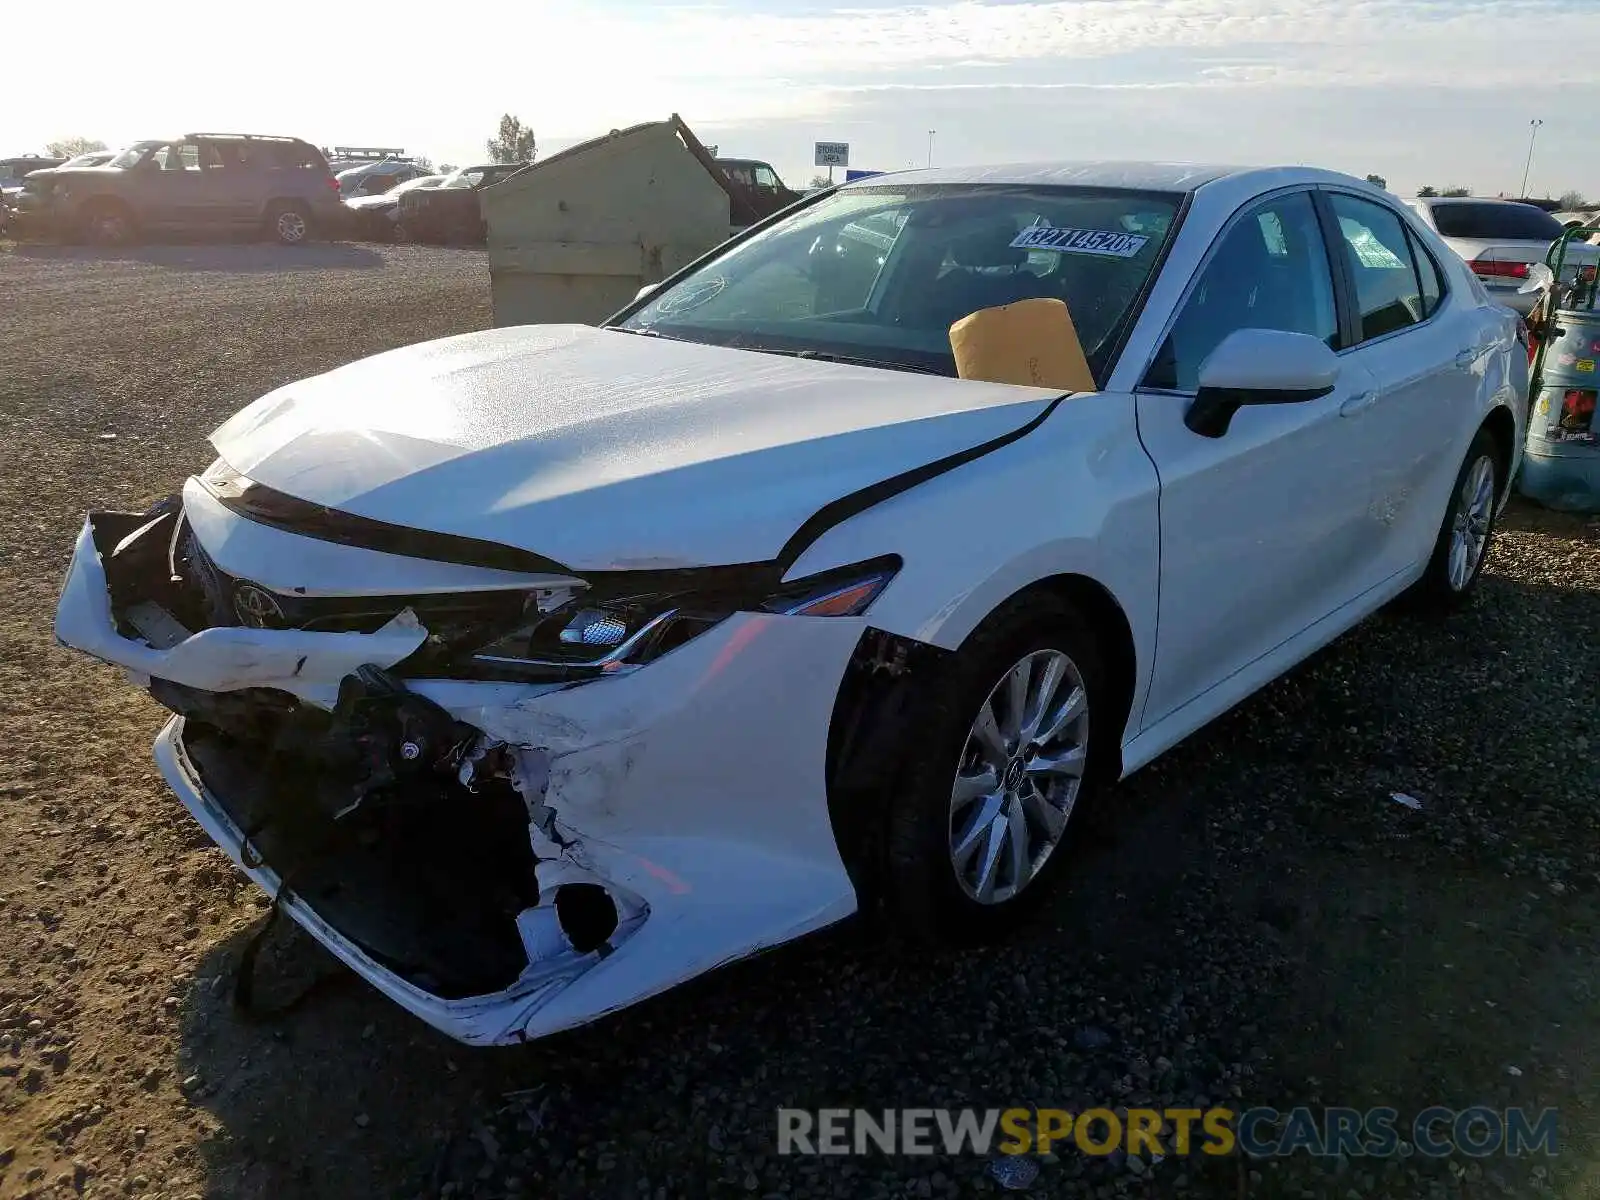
343,173,446,241
1406,196,1599,314
336,159,433,199
55,163,1526,1045
57,150,118,169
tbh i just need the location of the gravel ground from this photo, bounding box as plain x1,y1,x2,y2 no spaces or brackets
1,240,1598,1200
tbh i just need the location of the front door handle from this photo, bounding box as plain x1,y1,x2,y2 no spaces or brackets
1339,390,1377,417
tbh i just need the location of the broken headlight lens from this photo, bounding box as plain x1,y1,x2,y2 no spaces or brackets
467,556,900,677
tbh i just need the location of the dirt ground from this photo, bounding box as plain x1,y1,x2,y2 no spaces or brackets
2,241,1599,1200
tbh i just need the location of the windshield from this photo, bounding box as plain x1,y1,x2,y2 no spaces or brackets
1431,201,1564,242
614,183,1181,381
108,142,162,169
442,167,485,188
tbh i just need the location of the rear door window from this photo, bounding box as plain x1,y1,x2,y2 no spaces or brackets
1429,201,1564,241
1328,194,1425,342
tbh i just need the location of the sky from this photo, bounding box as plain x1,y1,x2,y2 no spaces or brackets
9,0,1600,201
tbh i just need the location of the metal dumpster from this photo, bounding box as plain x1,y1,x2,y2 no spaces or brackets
1521,226,1600,512
482,115,744,328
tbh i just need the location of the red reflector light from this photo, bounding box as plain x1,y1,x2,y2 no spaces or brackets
326,176,341,192
1471,259,1530,280
1562,389,1598,432
1581,265,1598,283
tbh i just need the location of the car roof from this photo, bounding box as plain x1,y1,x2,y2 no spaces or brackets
844,161,1408,198
841,161,1255,193
337,161,413,176
1418,196,1527,206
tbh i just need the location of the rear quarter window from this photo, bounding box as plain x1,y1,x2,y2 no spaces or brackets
271,143,327,171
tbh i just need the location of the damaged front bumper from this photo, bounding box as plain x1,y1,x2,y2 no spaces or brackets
56,509,864,1045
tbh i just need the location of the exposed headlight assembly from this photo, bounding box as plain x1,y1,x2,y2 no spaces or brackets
464,555,900,681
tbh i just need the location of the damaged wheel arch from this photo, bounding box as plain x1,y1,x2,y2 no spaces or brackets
824,575,1137,914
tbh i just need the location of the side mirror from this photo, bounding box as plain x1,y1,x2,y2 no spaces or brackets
634,283,659,303
1185,328,1340,438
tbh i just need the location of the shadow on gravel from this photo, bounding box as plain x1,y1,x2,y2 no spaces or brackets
168,552,1599,1200
11,240,388,272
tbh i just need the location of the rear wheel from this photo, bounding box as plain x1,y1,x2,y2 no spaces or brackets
884,592,1105,944
1403,428,1502,612
265,201,311,245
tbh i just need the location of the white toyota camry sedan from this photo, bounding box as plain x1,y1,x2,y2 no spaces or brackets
55,162,1528,1045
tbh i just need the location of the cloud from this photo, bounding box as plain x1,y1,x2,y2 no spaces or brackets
555,0,1598,96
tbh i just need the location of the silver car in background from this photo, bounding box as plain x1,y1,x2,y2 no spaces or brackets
1406,197,1599,314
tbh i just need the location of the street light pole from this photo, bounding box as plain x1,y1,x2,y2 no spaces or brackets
1520,118,1544,197
927,130,936,169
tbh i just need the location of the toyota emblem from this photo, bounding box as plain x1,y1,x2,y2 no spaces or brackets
233,583,285,629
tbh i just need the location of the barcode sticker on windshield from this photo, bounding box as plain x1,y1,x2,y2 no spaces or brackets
1010,224,1150,258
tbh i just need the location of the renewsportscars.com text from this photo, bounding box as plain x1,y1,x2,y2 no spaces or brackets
776,1106,1559,1159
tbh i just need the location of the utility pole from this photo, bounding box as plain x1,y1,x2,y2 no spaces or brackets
927,130,936,169
1520,118,1544,197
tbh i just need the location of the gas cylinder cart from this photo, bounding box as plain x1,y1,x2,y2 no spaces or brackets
1521,220,1600,512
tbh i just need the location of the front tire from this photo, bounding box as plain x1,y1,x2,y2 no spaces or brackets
1404,428,1502,612
884,592,1105,944
79,199,137,246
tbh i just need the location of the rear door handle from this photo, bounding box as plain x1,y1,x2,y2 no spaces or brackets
1339,391,1377,417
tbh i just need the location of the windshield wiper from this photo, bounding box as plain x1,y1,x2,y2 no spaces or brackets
748,347,947,376
607,327,684,341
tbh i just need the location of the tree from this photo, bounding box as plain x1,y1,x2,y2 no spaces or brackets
486,115,536,165
808,173,834,190
1559,189,1588,210
1365,174,1388,190
46,136,107,159
1441,185,1472,197
1417,185,1439,197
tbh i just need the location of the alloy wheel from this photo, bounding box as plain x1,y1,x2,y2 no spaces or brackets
276,210,308,244
948,648,1090,905
1447,454,1496,591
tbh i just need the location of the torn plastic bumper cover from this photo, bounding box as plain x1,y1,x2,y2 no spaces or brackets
55,508,862,1045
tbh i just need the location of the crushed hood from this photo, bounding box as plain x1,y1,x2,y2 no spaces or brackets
209,324,1061,571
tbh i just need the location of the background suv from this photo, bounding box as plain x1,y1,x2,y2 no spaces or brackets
12,133,343,245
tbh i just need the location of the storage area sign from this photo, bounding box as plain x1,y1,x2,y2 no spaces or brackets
814,142,851,168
